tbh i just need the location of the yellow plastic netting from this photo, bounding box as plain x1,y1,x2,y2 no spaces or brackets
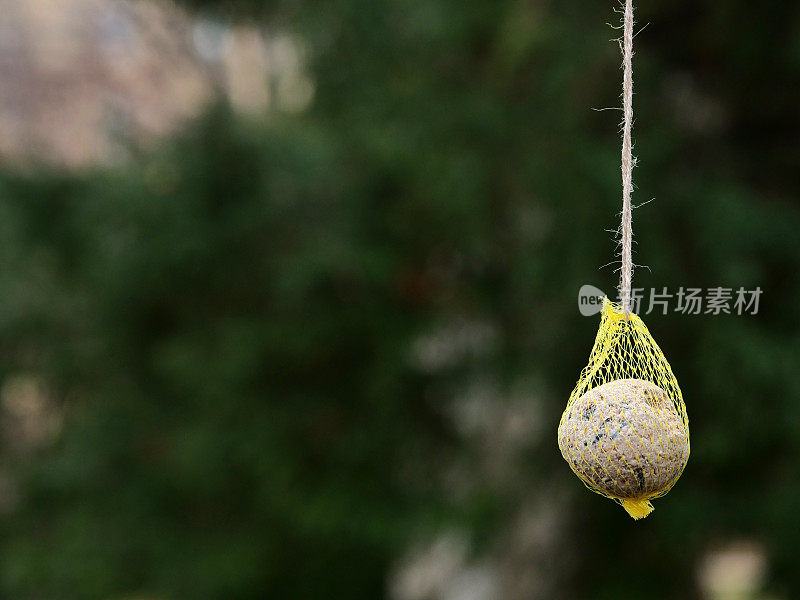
557,298,689,519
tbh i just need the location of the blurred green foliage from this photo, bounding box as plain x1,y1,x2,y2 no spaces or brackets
0,0,799,598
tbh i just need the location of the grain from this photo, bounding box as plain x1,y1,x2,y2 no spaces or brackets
558,378,689,500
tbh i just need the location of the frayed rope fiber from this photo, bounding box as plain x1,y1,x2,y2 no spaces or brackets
620,0,634,315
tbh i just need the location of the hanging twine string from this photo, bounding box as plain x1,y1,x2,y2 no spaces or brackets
619,0,635,315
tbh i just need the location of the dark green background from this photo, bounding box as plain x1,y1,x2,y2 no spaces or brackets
0,0,799,598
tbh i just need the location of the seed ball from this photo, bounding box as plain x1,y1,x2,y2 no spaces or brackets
558,378,689,500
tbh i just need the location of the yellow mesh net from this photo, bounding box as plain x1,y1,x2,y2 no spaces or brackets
557,298,690,519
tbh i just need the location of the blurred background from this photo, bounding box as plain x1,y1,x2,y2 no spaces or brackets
0,0,797,598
